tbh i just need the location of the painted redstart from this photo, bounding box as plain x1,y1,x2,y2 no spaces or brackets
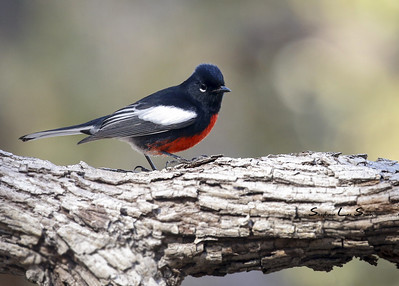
19,64,230,170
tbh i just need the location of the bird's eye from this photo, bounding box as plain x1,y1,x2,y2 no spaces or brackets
199,84,207,93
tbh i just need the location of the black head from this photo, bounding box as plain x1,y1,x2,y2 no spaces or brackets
182,64,230,113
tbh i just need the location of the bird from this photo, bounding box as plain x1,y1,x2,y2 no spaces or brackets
19,63,231,171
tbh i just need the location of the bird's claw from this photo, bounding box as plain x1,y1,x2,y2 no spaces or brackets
134,165,151,172
190,154,209,161
165,157,189,168
165,154,223,169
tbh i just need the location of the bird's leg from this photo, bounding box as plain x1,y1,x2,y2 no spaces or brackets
190,154,210,161
162,151,190,168
163,152,222,169
145,155,157,171
162,151,189,162
134,155,157,172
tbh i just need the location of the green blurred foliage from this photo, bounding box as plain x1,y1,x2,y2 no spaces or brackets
1,0,399,285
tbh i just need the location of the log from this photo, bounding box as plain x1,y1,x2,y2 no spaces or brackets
0,149,398,286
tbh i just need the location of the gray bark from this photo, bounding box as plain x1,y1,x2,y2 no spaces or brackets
0,149,398,286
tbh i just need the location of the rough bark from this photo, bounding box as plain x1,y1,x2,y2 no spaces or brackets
0,149,398,286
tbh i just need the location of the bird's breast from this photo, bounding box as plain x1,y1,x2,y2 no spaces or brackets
146,113,218,154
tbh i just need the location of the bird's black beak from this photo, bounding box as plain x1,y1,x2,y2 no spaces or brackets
214,86,231,93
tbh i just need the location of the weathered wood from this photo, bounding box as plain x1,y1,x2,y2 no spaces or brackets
0,150,398,285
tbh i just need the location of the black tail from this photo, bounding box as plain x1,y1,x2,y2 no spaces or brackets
19,116,108,142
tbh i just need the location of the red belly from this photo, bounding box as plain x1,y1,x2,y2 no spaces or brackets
149,114,218,154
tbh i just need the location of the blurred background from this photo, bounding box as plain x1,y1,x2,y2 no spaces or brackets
1,0,399,285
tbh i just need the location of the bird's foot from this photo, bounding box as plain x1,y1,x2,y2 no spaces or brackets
190,154,210,161
164,154,190,168
134,165,152,172
165,153,223,169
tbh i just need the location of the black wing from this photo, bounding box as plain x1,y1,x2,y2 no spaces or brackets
78,102,198,144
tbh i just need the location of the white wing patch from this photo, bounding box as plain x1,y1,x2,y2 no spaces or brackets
104,105,197,127
137,106,197,125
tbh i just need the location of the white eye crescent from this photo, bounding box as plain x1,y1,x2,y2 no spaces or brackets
199,84,207,93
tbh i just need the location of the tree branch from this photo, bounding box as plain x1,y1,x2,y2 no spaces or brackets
0,150,398,285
